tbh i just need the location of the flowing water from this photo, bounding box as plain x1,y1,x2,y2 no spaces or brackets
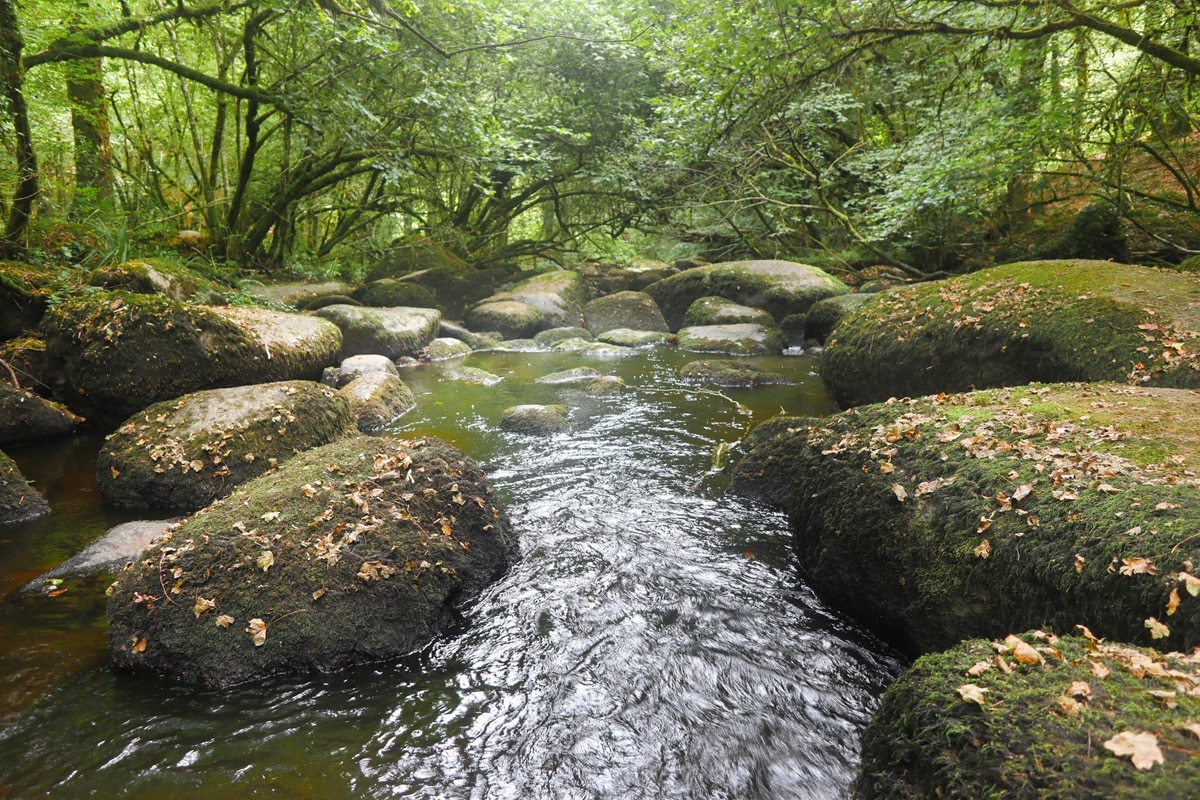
0,348,902,799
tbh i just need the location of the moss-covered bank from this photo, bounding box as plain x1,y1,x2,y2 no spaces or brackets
107,435,518,687
821,260,1200,407
857,631,1200,799
732,383,1200,655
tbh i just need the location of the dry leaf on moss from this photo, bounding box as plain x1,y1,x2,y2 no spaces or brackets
257,551,275,572
1146,617,1171,640
246,618,267,646
216,614,235,628
193,597,216,618
957,683,989,705
1104,731,1164,770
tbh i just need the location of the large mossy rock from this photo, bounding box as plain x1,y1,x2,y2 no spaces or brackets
0,450,49,525
676,323,783,355
98,381,357,511
682,296,775,328
857,632,1200,799
582,291,669,335
803,293,879,344
0,383,83,446
479,269,589,330
89,258,222,302
107,435,518,687
245,282,356,309
312,304,440,360
679,359,794,387
365,235,471,281
0,262,56,338
821,260,1200,408
339,373,415,432
355,279,438,309
644,259,850,330
43,292,342,421
731,383,1200,655
463,300,545,340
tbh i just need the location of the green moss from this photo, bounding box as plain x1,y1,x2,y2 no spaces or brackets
89,258,223,302
732,383,1200,655
857,633,1200,799
355,279,438,309
821,260,1200,407
107,435,518,687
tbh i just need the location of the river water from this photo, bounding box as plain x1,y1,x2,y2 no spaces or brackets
0,348,902,799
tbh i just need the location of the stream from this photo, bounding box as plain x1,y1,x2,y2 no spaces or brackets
0,348,903,799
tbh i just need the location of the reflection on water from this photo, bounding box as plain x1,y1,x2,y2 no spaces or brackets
0,348,900,798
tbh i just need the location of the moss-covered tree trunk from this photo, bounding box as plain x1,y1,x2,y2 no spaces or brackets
67,56,114,210
0,0,39,253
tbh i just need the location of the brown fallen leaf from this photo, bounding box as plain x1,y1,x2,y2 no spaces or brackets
1168,587,1181,616
257,551,275,572
965,661,992,678
957,683,989,706
1004,635,1045,666
1104,731,1164,770
1145,617,1171,640
246,618,267,646
1182,723,1200,741
216,614,235,628
974,539,991,559
891,483,907,502
1068,681,1091,700
1120,557,1158,577
193,597,216,618
132,634,147,654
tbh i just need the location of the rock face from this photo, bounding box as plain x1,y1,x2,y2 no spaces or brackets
339,373,415,432
313,304,440,360
107,435,519,688
499,404,570,435
0,450,49,525
731,383,1200,655
856,633,1200,799
43,292,342,421
0,384,83,446
98,381,357,510
821,260,1200,408
677,323,783,355
481,270,589,330
582,291,669,336
644,260,850,330
463,300,546,340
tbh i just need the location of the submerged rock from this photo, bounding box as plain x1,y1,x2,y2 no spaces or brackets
731,383,1200,655
43,292,342,421
340,372,415,432
857,632,1200,799
535,367,602,385
313,304,440,361
500,404,570,435
644,259,850,330
533,327,593,346
596,328,671,348
445,366,504,386
677,323,783,355
98,381,357,511
0,450,49,525
0,384,83,446
22,519,178,594
107,435,518,688
821,260,1200,408
678,359,794,387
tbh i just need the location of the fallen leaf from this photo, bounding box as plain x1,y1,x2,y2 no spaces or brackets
193,597,216,618
1011,484,1033,502
1075,554,1086,573
1005,634,1045,665
1097,483,1120,494
261,511,281,521
1068,681,1091,700
357,561,396,582
1183,723,1200,741
247,618,267,646
1090,659,1111,679
966,661,992,678
1120,557,1158,577
1052,489,1079,501
216,614,235,628
1104,731,1164,770
110,466,120,479
1148,690,1178,708
957,683,989,706
880,462,895,474
1168,587,1181,616
974,539,991,559
1178,571,1200,597
302,483,317,498
1059,696,1082,716
132,634,147,653
891,483,907,502
1146,617,1171,639
257,551,275,572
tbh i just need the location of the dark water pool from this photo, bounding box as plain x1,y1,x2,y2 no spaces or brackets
0,348,902,798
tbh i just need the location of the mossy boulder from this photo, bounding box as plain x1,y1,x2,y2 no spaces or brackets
422,337,472,361
857,632,1200,799
682,296,775,328
644,259,851,330
463,300,546,340
0,450,49,525
392,266,516,318
245,282,356,309
438,320,500,350
355,279,438,309
89,258,222,302
677,323,783,355
803,293,879,344
582,291,669,336
107,435,518,687
322,354,398,388
731,383,1200,655
0,335,54,391
535,367,602,385
534,327,593,346
0,383,83,446
499,404,570,435
445,366,503,386
340,373,415,432
821,260,1200,408
678,359,794,387
365,235,471,281
481,269,589,329
98,381,357,511
0,261,56,338
596,328,671,347
43,292,343,421
312,304,440,360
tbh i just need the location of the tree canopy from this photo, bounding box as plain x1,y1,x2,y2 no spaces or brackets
2,0,1200,273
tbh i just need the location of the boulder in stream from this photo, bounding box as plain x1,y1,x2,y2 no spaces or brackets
463,300,546,340
500,404,570,435
0,450,49,525
582,291,669,336
679,359,794,387
313,304,440,361
340,372,415,432
480,269,589,330
0,383,83,446
98,380,357,511
107,435,518,688
682,296,775,328
677,323,783,355
731,383,1200,655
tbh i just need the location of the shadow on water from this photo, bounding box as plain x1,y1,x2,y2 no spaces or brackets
0,348,903,799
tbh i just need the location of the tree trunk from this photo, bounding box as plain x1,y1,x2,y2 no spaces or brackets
67,57,114,209
0,0,39,252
